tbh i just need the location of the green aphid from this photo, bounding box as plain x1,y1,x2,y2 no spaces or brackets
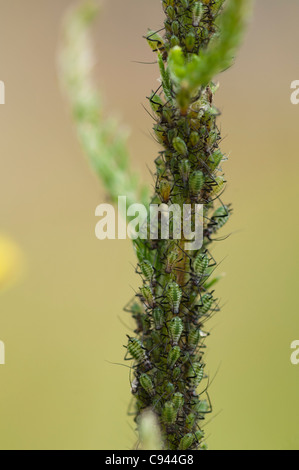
167,346,181,368
140,286,155,309
181,0,189,8
188,363,204,389
139,373,155,396
212,205,230,229
208,149,223,170
195,399,210,414
211,175,225,196
193,252,209,277
140,260,154,281
172,20,180,36
166,382,175,395
190,131,200,147
165,244,180,274
170,35,180,48
173,392,184,411
154,124,167,145
173,136,188,157
193,2,203,27
195,429,205,442
186,412,196,430
179,433,194,450
185,32,196,52
146,30,165,52
166,281,182,314
166,5,176,20
179,159,191,185
149,92,164,114
163,401,177,425
199,293,214,314
169,317,183,346
188,328,200,350
127,338,147,363
189,171,204,196
153,307,164,330
173,367,181,380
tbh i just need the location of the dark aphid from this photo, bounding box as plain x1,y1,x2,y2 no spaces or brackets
153,307,164,330
167,345,181,368
166,281,182,314
169,317,183,346
179,433,194,450
173,392,184,411
173,136,188,157
163,401,177,425
139,373,155,396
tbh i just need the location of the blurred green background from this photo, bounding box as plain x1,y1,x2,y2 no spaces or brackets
0,0,298,450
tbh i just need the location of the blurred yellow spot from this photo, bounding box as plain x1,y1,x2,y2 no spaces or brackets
0,235,22,291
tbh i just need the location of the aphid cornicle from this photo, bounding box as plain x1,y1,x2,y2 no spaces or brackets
139,373,155,396
169,317,183,346
179,433,194,451
167,282,182,314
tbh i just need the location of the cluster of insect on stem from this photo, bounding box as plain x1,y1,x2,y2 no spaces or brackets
124,0,233,451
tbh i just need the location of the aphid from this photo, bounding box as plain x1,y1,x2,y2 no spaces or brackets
166,5,176,20
199,293,214,315
140,286,155,309
171,20,180,36
170,35,180,48
166,281,182,314
153,307,164,330
127,337,152,370
163,401,177,425
190,131,200,147
140,260,155,282
212,205,230,230
159,180,172,203
188,328,201,350
146,30,165,53
185,32,196,52
166,382,175,395
169,317,183,346
189,171,204,198
193,252,209,284
149,92,164,114
193,2,203,27
179,433,194,450
195,429,205,442
173,366,181,380
165,244,180,274
173,136,188,157
179,159,191,185
195,399,210,414
188,363,204,390
210,175,225,197
186,412,196,430
139,373,155,396
167,346,181,368
173,392,184,411
208,149,223,171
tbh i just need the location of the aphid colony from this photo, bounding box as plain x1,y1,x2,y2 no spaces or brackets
125,0,230,450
